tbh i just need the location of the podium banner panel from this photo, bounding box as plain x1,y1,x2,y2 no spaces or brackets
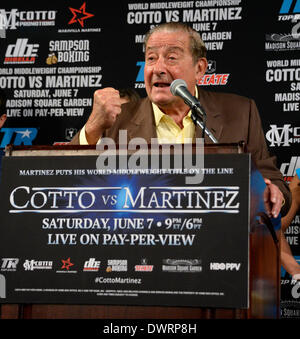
0,153,250,308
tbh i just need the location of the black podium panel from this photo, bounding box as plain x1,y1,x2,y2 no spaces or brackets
0,153,250,308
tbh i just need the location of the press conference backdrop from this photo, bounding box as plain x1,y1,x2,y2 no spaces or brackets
0,0,299,318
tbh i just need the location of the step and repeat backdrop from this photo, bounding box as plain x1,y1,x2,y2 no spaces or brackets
0,0,299,317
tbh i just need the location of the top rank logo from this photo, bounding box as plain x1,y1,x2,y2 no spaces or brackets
4,38,39,64
1,258,19,271
135,61,145,89
280,0,300,14
0,127,38,148
278,0,300,21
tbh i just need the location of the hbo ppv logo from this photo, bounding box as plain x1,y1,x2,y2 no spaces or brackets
210,262,241,271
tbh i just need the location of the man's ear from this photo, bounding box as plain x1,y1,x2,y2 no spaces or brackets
195,58,208,82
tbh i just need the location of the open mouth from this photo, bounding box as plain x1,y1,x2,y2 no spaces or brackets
153,82,170,88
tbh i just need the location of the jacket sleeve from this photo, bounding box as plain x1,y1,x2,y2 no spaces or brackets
246,99,291,216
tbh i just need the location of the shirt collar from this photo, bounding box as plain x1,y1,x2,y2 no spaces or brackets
153,86,198,126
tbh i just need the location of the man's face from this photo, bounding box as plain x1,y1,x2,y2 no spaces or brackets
144,30,207,110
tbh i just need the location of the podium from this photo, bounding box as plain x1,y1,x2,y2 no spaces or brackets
0,143,280,319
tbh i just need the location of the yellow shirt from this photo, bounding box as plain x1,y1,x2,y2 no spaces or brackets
153,103,194,144
79,87,198,144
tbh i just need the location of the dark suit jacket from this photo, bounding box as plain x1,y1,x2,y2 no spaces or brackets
70,88,291,215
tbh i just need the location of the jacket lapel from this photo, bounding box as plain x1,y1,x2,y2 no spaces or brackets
196,87,223,143
127,98,157,144
125,89,223,144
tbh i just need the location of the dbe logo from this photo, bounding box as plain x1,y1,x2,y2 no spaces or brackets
266,124,300,147
0,127,38,148
83,258,100,272
280,156,300,181
280,0,300,14
4,38,39,64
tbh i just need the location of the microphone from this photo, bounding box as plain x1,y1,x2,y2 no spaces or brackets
170,79,205,118
170,79,218,144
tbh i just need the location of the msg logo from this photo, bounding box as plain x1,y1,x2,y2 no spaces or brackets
292,281,300,298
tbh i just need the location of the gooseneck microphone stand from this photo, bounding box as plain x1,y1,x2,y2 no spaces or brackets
190,105,218,144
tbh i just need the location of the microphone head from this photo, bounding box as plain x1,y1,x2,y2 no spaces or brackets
170,79,187,96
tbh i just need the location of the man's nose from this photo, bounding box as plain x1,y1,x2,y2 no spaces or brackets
153,56,167,74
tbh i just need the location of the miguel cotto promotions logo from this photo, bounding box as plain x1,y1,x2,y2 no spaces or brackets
0,8,56,30
23,259,53,271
